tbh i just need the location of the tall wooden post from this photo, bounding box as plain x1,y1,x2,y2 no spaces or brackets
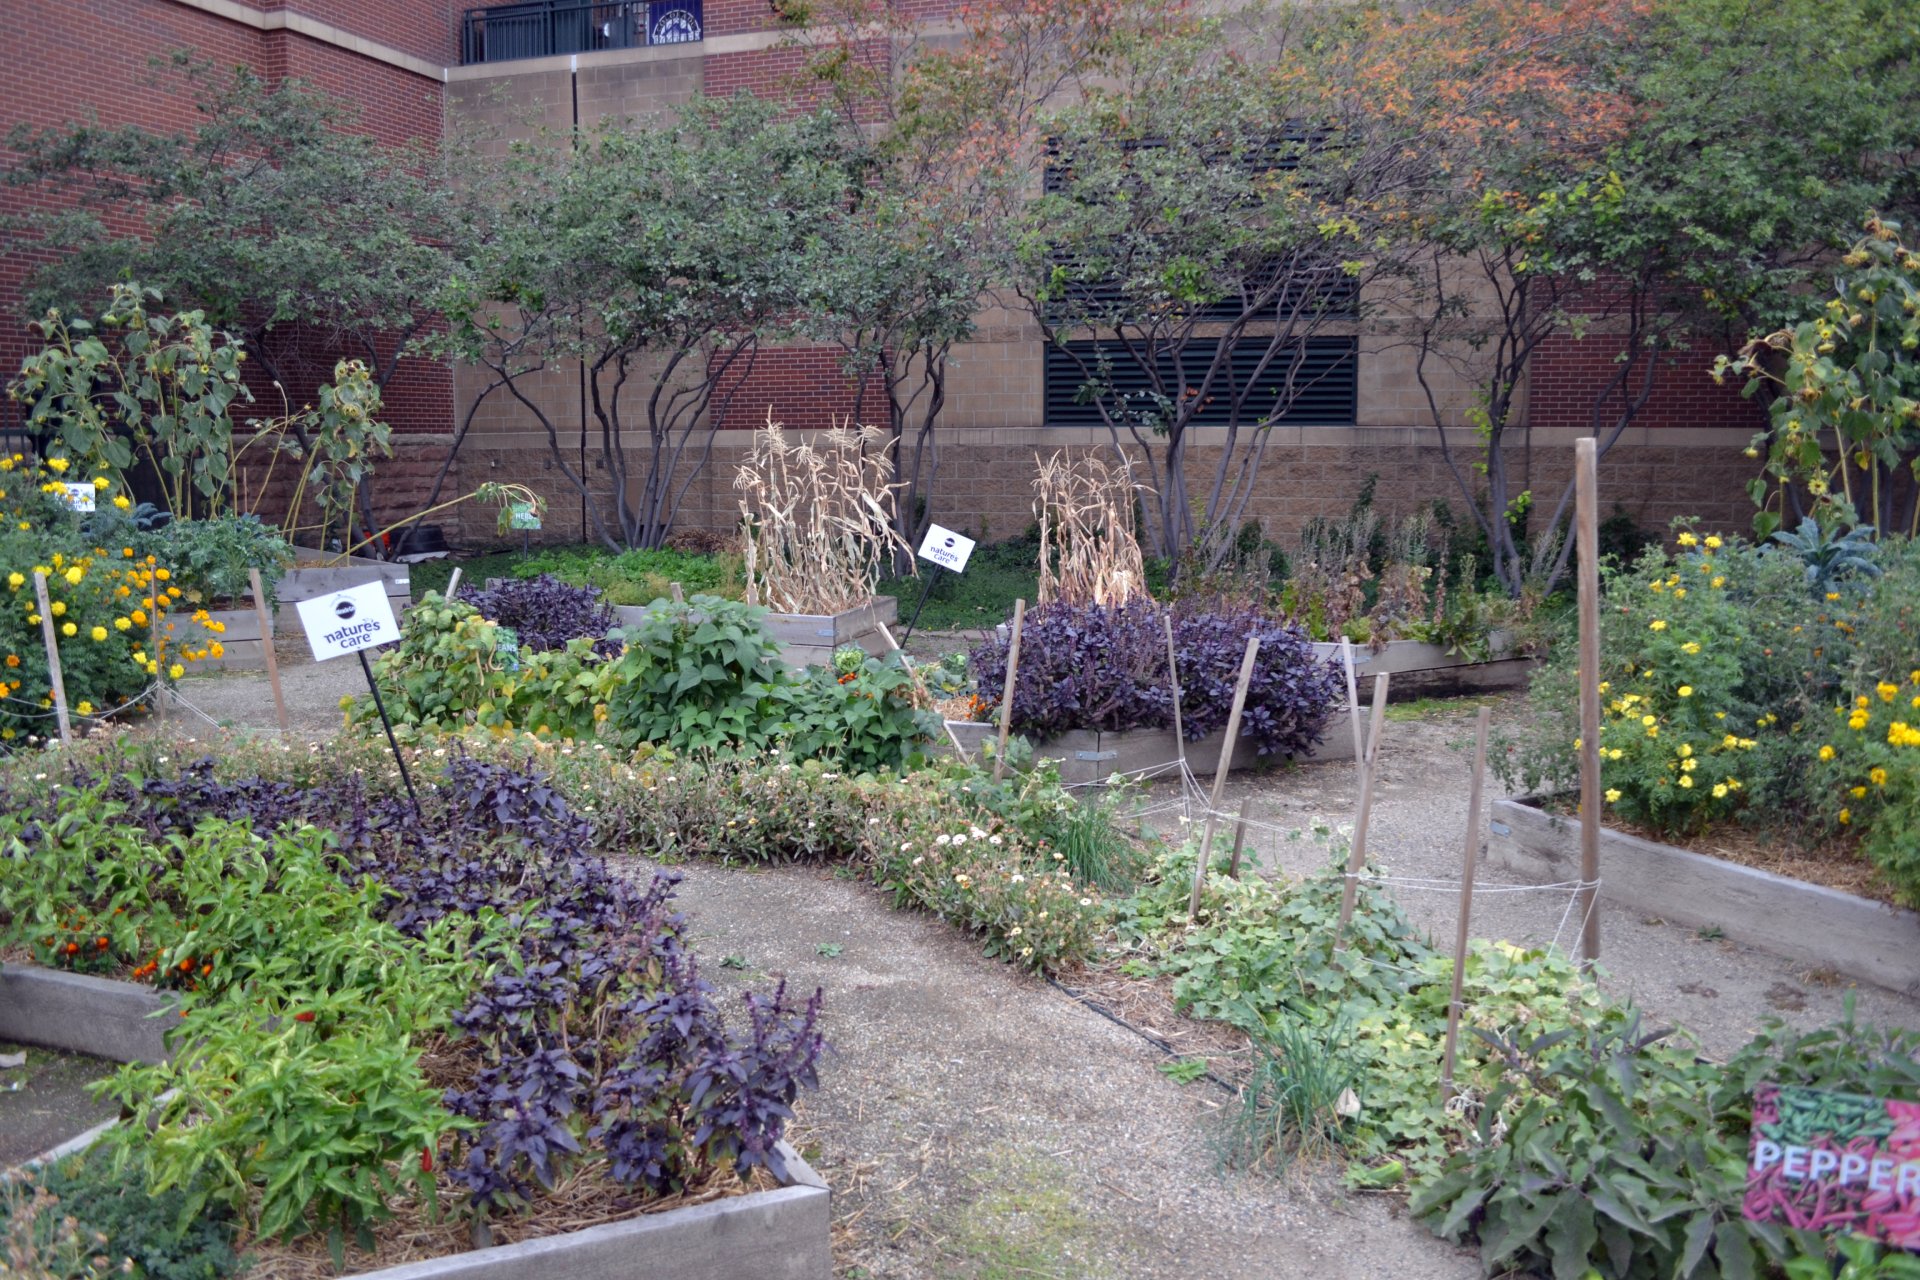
1341,636,1365,766
1335,673,1391,949
250,568,290,735
1163,613,1187,772
1575,438,1603,968
1439,706,1492,1105
1190,634,1259,921
32,571,72,746
993,599,1026,781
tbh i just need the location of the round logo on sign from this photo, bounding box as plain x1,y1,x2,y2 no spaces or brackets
334,599,358,620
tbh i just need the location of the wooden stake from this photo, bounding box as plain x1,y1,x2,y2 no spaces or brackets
1225,796,1253,880
1163,612,1188,771
993,598,1026,781
1439,706,1492,1106
444,567,463,602
1575,437,1603,969
876,620,969,761
249,568,290,735
31,571,72,747
1341,636,1365,767
1190,633,1259,921
1335,673,1391,949
147,588,168,724
670,581,685,604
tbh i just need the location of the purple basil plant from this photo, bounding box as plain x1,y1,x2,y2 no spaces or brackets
970,601,1341,760
465,574,615,654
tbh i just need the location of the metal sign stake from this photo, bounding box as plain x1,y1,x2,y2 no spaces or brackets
357,647,419,811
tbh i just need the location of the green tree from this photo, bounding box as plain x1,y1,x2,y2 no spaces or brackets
1395,0,1920,594
1015,5,1425,570
435,95,857,550
3,57,450,534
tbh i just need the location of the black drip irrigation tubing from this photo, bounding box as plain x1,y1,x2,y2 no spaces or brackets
1045,975,1241,1097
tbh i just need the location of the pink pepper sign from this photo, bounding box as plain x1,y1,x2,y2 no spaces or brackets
1746,1083,1920,1248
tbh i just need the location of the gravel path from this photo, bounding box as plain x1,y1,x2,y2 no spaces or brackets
1162,693,1920,1057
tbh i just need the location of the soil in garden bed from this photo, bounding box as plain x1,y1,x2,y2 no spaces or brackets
1537,797,1902,908
237,1160,774,1280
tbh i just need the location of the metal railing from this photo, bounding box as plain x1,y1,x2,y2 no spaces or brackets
460,0,703,65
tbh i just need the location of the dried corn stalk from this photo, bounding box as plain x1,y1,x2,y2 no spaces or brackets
1034,450,1149,607
735,415,910,615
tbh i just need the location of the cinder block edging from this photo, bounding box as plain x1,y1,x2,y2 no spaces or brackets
0,964,833,1279
1485,797,1919,996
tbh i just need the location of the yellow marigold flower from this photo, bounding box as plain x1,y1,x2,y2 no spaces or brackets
130,609,146,625
1839,808,1851,824
5,572,19,590
1826,591,1841,602
1819,745,1836,761
112,495,130,510
26,613,39,625
1678,775,1694,788
1677,532,1698,547
1911,670,1920,686
1649,619,1667,632
1724,734,1740,748
1682,758,1698,773
114,617,130,631
1705,536,1722,550
45,457,68,473
1738,738,1755,749
1870,768,1888,786
154,567,170,582
63,566,82,586
1711,576,1725,588
60,622,75,637
1608,748,1624,760
1674,588,1688,598
1878,681,1898,703
168,663,184,680
75,700,92,716
1677,743,1694,758
1850,711,1870,731
1850,785,1868,799
89,625,106,642
50,601,65,616
1642,714,1657,726
209,641,224,659
1647,725,1660,738
1727,778,1742,791
91,476,108,490
1604,788,1622,803
1712,784,1728,798
121,547,133,557
1681,642,1701,655
1598,681,1610,693
133,650,146,665
1678,685,1694,698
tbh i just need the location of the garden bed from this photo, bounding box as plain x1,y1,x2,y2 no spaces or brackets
0,966,831,1280
603,598,897,670
174,550,410,670
1308,635,1534,698
940,720,1344,784
1485,795,1920,995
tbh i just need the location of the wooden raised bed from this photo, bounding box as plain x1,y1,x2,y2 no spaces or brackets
0,963,833,1279
608,596,899,670
1308,633,1533,698
1485,796,1920,996
940,721,1345,784
176,551,410,671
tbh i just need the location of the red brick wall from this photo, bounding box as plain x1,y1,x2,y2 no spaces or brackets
0,1,452,462
1528,335,1762,433
254,0,459,65
711,346,883,431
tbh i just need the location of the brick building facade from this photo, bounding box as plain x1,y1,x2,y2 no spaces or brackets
3,0,1768,551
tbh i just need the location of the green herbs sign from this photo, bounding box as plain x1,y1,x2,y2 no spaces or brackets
1747,1084,1920,1247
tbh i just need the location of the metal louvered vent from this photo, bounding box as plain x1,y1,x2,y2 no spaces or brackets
1044,337,1357,428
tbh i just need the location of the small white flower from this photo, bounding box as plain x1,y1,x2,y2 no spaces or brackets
912,856,924,865
900,840,913,851
988,835,1003,846
968,826,987,839
1079,897,1092,907
935,834,952,846
1010,874,1024,884
953,834,968,846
